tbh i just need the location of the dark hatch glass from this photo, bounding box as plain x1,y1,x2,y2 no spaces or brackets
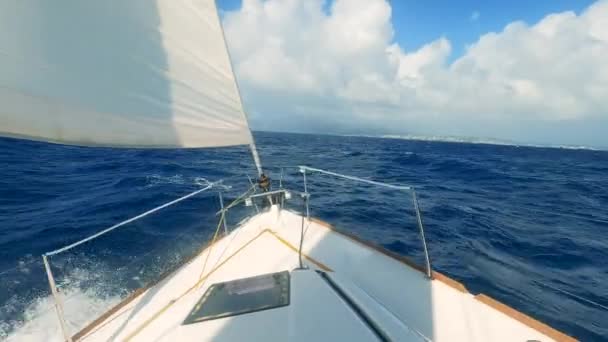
183,271,290,324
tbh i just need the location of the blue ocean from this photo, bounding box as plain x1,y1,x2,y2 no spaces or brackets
0,131,607,341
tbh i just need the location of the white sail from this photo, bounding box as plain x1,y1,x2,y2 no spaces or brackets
0,0,254,148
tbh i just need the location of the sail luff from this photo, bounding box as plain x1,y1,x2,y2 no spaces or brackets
211,0,263,175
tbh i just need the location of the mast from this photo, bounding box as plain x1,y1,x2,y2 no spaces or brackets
213,0,263,176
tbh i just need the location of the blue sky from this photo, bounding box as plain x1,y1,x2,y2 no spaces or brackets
219,0,595,60
387,0,595,60
219,0,608,147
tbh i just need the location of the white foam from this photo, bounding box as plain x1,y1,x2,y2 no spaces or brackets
146,174,186,187
2,266,123,342
145,175,219,188
2,287,120,342
7,290,117,341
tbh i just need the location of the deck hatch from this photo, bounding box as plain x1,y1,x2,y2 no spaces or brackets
183,271,290,324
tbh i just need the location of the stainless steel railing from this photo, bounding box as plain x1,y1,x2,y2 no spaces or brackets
41,180,223,342
297,165,433,279
39,168,431,342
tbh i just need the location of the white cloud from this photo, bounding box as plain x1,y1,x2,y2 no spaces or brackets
470,11,480,21
223,0,608,145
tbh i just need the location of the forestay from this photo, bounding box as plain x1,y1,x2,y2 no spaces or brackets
0,0,254,149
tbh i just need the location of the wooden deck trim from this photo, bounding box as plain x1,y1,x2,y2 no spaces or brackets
73,225,333,341
121,228,335,341
311,217,466,293
72,214,577,342
121,229,271,341
475,294,577,342
431,271,467,293
310,218,428,274
310,217,577,341
73,232,230,341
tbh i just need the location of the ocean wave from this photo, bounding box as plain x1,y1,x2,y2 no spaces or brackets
144,174,213,188
1,267,122,342
2,132,607,340
145,174,187,187
379,134,606,151
428,158,503,181
2,288,120,342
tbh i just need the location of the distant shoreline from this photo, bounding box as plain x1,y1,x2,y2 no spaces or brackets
252,130,607,152
377,134,606,152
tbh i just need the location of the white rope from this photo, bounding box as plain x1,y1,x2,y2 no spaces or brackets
299,165,412,191
45,182,220,256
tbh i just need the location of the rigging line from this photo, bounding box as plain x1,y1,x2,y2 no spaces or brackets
53,185,254,311
53,228,206,294
206,220,247,279
123,229,269,342
220,183,256,212
197,184,259,287
69,227,239,341
45,182,219,257
72,226,231,341
212,0,262,176
196,213,226,286
299,166,413,191
288,166,608,226
246,175,261,213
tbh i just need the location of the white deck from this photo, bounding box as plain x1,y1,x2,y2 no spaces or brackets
76,206,573,342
